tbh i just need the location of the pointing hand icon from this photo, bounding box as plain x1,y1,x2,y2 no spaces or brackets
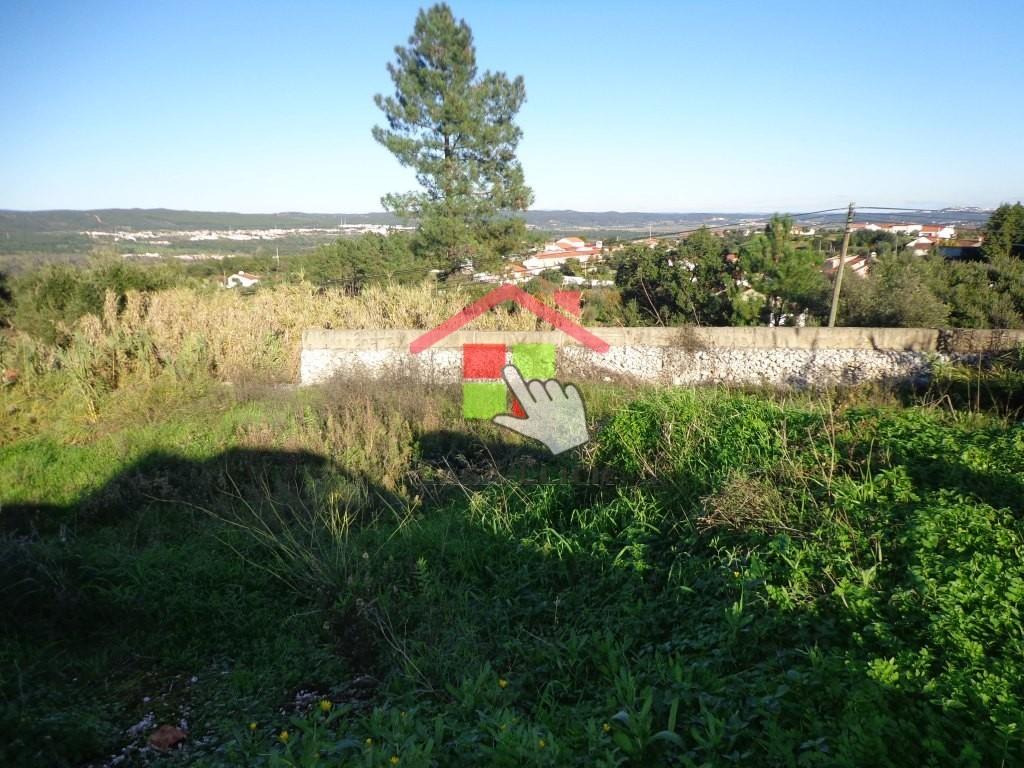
492,365,590,455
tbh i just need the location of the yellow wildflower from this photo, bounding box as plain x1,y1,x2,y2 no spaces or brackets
498,678,509,689
249,721,257,731
279,730,290,743
602,722,611,733
320,699,333,713
538,738,547,749
365,738,374,747
390,757,401,766
733,570,740,577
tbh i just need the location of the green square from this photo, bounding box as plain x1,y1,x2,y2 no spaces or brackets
462,381,507,419
511,343,556,380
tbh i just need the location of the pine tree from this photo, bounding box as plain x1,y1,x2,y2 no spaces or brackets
373,4,533,271
983,202,1024,261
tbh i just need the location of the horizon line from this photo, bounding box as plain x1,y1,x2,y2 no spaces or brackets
0,204,1001,216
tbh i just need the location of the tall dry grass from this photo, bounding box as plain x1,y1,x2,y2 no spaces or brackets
2,282,513,441
1,282,550,397
142,282,544,381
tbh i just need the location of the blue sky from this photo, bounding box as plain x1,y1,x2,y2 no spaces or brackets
1,0,1022,213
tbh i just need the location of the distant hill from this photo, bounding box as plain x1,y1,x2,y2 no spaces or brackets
0,206,994,235
0,205,995,275
0,208,399,233
0,207,764,234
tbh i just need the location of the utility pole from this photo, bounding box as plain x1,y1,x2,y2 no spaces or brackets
828,202,856,327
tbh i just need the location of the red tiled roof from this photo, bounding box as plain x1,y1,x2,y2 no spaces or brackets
530,247,600,260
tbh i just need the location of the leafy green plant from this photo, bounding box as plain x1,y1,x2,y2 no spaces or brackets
4,375,1024,766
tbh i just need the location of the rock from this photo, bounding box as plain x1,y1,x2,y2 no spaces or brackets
148,724,186,751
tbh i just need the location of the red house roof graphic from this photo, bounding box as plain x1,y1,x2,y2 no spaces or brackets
409,283,610,354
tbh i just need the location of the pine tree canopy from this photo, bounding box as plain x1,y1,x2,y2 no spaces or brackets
373,3,533,268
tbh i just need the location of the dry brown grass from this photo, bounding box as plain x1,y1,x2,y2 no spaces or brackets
140,282,543,381
697,470,790,534
0,281,546,441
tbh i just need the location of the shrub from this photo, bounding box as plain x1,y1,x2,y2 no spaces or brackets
10,258,185,343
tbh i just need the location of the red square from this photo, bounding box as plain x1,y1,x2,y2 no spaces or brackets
463,343,506,379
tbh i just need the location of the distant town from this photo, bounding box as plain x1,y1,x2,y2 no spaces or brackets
214,217,983,297
82,223,416,261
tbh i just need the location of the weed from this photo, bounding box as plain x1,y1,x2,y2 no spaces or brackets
3,355,1024,765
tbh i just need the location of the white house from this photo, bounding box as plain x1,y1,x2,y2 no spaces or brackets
850,222,953,239
225,271,261,288
502,263,533,283
522,236,603,272
920,224,956,240
850,222,883,233
561,275,615,287
904,237,936,256
883,223,924,235
824,254,871,278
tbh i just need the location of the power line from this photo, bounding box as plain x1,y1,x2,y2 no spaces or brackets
780,206,855,218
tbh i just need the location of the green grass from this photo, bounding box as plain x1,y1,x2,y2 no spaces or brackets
2,373,1023,767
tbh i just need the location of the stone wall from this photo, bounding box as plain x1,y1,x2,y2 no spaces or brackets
299,327,1024,388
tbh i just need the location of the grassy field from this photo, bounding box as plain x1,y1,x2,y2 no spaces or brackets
2,298,1024,767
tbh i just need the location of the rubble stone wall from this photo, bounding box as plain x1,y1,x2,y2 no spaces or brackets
300,327,1024,387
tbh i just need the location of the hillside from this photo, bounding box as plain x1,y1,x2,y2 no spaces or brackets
1,207,996,235
0,208,755,235
0,209,398,233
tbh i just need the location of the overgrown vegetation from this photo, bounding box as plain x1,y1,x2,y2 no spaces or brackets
3,203,1024,346
4,2,1021,758
841,252,1024,329
610,207,1024,329
839,202,1024,328
2,295,1023,766
8,259,186,343
613,218,830,326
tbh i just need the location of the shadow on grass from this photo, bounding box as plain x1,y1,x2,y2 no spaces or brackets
0,446,406,765
1,429,1019,766
0,447,405,536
